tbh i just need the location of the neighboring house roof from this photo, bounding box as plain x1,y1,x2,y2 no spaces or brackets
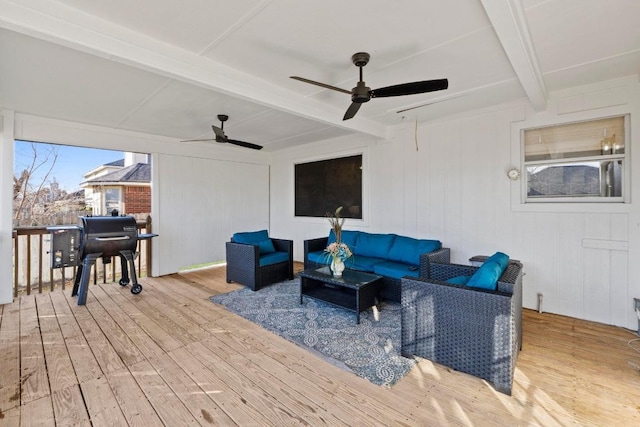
105,159,125,167
81,163,151,185
528,164,599,196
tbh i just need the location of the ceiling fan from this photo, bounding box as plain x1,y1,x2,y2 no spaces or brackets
181,114,263,150
291,52,448,120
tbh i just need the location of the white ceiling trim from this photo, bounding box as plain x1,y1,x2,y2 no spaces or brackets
480,0,548,111
0,0,389,139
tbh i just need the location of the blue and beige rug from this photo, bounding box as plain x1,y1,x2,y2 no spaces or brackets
210,278,415,387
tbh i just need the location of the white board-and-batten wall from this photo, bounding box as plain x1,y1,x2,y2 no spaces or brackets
269,76,640,330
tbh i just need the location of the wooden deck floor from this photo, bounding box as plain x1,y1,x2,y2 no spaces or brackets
1,264,639,426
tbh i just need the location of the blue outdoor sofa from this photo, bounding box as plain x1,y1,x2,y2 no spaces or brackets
304,230,450,302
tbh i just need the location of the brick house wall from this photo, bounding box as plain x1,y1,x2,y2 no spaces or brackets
123,186,151,213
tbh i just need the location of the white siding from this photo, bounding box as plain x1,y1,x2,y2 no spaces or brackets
154,153,269,275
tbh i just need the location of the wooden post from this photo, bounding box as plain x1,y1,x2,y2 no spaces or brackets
145,215,152,277
26,235,31,295
38,234,43,293
13,230,18,298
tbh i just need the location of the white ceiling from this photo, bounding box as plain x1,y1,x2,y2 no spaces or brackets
0,0,639,151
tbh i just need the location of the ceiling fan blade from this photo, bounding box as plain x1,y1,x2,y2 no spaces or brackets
343,102,362,121
227,139,263,150
180,138,215,143
290,76,351,94
371,79,448,98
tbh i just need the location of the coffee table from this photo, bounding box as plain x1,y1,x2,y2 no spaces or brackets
298,266,383,324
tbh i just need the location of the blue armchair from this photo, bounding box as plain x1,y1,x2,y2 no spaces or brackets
401,258,523,395
226,230,293,291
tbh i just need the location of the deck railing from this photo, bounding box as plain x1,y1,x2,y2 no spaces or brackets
12,216,153,297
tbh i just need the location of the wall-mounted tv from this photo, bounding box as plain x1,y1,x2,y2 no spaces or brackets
294,154,362,219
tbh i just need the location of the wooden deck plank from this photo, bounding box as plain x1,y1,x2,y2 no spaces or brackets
169,344,283,427
19,396,54,427
140,276,223,325
0,298,21,413
78,288,145,367
50,384,90,426
19,296,50,404
1,405,20,427
128,360,201,426
88,286,165,360
104,368,164,427
146,352,238,425
182,341,328,427
79,376,127,427
103,284,199,347
34,294,77,393
61,290,126,374
109,283,211,342
48,291,102,384
99,284,183,353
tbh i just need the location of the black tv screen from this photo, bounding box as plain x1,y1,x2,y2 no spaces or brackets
295,154,362,219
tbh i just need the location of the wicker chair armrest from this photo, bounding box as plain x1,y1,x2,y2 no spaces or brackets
271,238,293,254
403,275,513,299
304,237,328,269
427,261,477,281
225,241,260,265
304,237,328,254
418,247,451,277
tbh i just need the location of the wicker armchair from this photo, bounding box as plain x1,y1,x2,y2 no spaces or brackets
226,233,293,291
401,261,523,395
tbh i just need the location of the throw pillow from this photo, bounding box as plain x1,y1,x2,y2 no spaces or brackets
466,260,502,290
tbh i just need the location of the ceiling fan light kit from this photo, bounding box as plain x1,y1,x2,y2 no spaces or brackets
291,52,449,121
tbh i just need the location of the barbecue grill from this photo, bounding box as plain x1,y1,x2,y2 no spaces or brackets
48,215,157,305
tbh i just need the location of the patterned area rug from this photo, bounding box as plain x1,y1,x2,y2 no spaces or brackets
210,278,415,387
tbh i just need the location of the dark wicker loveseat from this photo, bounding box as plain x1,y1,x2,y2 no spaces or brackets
226,230,294,291
400,260,523,395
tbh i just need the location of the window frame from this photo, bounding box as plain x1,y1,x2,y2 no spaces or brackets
520,114,630,205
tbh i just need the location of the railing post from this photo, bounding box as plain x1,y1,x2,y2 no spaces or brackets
26,235,31,295
38,234,43,293
146,215,152,277
13,230,18,298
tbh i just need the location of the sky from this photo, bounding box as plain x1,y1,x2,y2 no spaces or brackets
14,140,124,192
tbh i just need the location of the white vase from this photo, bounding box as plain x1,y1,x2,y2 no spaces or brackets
330,258,345,278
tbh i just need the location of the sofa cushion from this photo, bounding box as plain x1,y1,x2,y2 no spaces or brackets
233,230,276,254
355,233,396,259
373,261,419,279
257,239,276,254
346,255,386,272
388,236,442,266
485,251,509,271
233,229,268,243
259,251,289,267
307,250,329,265
328,229,360,248
466,261,502,290
446,275,471,286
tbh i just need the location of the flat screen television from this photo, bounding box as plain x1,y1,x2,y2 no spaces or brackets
294,154,362,219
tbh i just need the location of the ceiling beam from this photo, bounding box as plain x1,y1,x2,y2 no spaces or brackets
480,0,547,111
0,0,389,139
